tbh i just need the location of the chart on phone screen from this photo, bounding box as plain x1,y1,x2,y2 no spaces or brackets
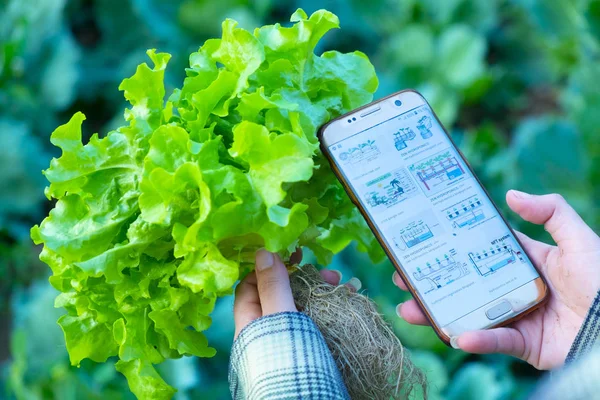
468,236,526,276
337,139,380,166
360,168,418,213
389,209,445,251
442,195,496,230
407,148,469,196
392,112,434,150
412,249,470,294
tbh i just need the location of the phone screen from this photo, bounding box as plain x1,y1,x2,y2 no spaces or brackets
326,101,540,327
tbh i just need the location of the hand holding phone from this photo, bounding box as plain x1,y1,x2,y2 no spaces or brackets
319,90,600,369
319,91,548,346
396,190,600,369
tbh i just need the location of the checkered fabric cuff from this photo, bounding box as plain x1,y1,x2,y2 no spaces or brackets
566,290,600,363
229,312,349,400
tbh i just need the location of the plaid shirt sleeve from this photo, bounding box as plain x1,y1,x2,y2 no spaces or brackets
565,290,600,363
228,312,350,400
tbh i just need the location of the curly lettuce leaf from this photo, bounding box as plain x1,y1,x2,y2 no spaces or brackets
115,359,176,400
32,9,382,399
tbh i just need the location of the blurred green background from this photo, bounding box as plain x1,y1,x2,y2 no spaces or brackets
0,0,599,399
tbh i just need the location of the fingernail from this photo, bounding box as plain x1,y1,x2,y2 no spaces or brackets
347,277,362,291
256,249,274,271
450,336,461,349
331,269,343,282
511,190,531,199
395,303,403,319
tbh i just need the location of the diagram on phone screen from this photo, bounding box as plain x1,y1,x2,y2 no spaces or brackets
412,249,470,294
339,139,380,166
408,148,469,196
468,236,526,276
393,127,417,150
442,195,490,229
416,115,433,139
391,210,445,251
362,168,418,211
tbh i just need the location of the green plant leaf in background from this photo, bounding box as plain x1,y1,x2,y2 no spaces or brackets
445,362,514,400
0,120,48,238
409,350,448,400
506,117,592,221
437,25,487,90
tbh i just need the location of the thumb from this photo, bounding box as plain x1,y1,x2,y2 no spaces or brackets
254,249,297,315
454,327,527,361
506,190,600,252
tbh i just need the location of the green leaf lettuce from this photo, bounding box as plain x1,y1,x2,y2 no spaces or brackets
32,9,383,399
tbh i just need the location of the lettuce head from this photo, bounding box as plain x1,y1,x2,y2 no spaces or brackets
31,9,383,399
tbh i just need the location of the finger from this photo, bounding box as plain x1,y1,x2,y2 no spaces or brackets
396,299,430,326
345,277,361,292
233,272,261,339
454,327,527,360
506,190,600,251
255,249,297,315
514,230,552,273
392,271,409,291
319,269,358,290
320,269,342,285
289,248,303,265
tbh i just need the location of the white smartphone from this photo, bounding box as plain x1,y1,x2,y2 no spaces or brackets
318,90,548,344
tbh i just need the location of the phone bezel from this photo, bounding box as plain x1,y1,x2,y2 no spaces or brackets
318,89,549,345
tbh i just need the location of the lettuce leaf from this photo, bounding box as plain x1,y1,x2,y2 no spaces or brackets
32,9,383,399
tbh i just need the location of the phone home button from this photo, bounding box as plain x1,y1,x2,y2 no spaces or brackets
485,300,512,320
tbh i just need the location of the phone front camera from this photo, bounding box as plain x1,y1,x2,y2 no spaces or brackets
394,100,402,107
